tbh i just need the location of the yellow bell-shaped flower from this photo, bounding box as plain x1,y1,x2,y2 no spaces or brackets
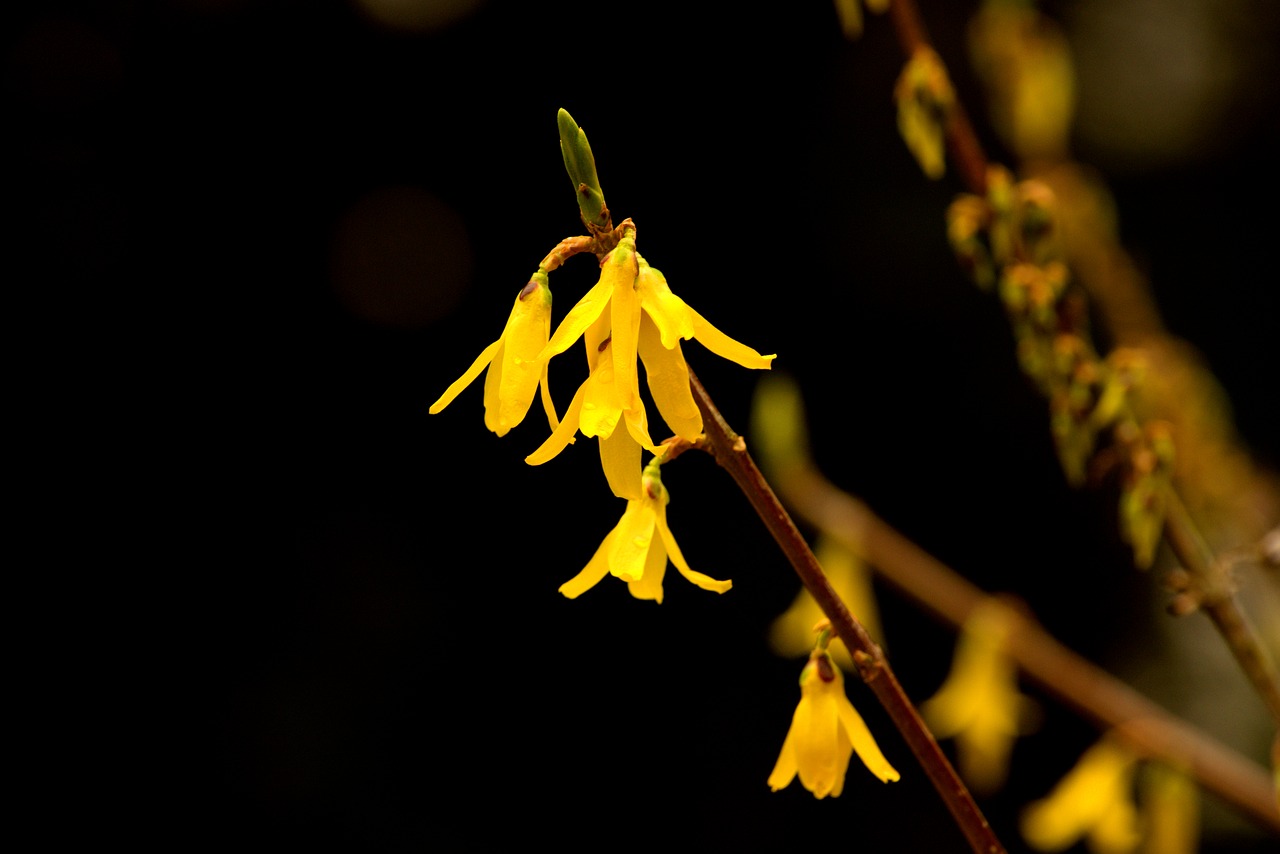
558,458,730,603
1021,737,1141,854
768,648,900,799
429,272,558,437
920,600,1037,794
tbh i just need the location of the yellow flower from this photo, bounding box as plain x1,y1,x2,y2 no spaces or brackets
919,600,1037,794
768,535,881,672
768,649,900,799
537,238,773,440
558,458,731,603
1021,737,1141,854
429,272,559,437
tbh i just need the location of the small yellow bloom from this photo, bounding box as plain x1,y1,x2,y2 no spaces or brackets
1022,737,1141,854
768,649,900,799
559,458,730,603
920,600,1037,794
429,272,558,437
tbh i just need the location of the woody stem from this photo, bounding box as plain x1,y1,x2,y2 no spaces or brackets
688,368,1006,854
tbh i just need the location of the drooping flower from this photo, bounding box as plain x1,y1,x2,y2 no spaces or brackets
558,457,730,603
769,535,881,672
768,648,900,799
1021,737,1141,854
429,272,559,437
919,600,1037,794
536,239,773,442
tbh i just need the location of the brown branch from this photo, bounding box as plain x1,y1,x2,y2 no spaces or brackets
881,0,1280,729
688,369,1006,854
768,452,1280,833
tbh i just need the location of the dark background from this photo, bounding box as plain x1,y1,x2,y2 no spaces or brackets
14,0,1278,850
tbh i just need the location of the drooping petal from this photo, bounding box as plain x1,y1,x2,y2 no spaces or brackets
583,303,612,373
654,493,731,594
688,305,776,370
608,242,642,411
767,715,800,792
540,275,613,362
482,338,508,434
607,499,657,583
636,260,696,348
638,314,703,441
578,350,622,439
495,280,554,433
429,338,501,414
599,426,642,500
795,678,842,799
836,687,901,783
526,381,586,466
622,403,659,454
829,720,854,798
538,360,560,432
559,527,618,599
626,527,668,603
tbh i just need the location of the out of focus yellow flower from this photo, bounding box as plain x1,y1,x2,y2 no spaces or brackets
1022,737,1141,854
920,600,1036,794
429,272,559,436
769,535,881,672
768,647,900,799
558,457,730,603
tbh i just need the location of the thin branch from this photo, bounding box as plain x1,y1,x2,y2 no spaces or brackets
767,450,1280,832
688,369,1006,854
881,0,1280,728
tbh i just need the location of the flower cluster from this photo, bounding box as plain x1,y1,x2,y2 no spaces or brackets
431,226,773,598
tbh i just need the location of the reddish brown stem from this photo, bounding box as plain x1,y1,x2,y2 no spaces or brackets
883,0,1280,729
770,456,1280,832
689,369,1006,854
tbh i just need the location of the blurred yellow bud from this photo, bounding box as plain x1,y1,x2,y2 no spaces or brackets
895,47,954,180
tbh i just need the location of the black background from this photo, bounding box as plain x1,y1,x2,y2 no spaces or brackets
14,0,1278,850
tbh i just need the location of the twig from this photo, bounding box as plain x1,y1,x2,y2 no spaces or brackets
881,0,1280,728
768,451,1280,832
688,369,1006,854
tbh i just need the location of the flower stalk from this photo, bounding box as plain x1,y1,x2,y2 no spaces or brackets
687,368,1006,854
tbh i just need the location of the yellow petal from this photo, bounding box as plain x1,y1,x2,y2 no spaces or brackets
767,716,800,792
540,275,613,362
583,301,612,373
607,242,641,412
525,381,586,466
599,427,642,501
495,286,552,433
688,305,775,370
607,500,657,583
837,687,900,783
559,527,618,599
482,337,507,434
538,360,560,433
829,721,853,798
622,403,659,455
795,678,842,798
579,352,622,439
626,527,668,603
429,338,501,414
636,261,695,348
638,314,703,441
653,495,731,594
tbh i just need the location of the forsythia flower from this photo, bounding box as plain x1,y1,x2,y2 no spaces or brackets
919,600,1037,794
1021,737,1141,854
559,458,730,603
429,272,558,436
528,236,774,496
769,535,881,672
768,648,900,799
